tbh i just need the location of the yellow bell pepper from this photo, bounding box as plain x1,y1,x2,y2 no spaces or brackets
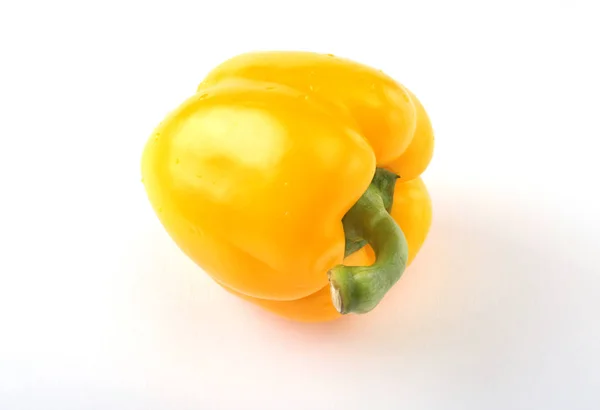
141,51,434,322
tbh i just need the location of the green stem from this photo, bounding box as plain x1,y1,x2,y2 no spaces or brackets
328,168,408,314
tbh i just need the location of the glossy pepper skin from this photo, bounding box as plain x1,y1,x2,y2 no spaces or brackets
141,51,434,322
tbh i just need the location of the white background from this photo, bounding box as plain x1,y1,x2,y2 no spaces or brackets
1,1,599,409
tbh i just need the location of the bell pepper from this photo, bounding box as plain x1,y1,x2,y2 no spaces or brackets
141,51,434,322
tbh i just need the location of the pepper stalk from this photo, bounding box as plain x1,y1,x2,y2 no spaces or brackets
328,168,408,314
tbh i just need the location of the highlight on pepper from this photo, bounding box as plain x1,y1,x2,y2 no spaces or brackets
141,51,434,322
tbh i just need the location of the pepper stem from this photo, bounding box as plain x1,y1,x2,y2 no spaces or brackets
328,168,408,314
